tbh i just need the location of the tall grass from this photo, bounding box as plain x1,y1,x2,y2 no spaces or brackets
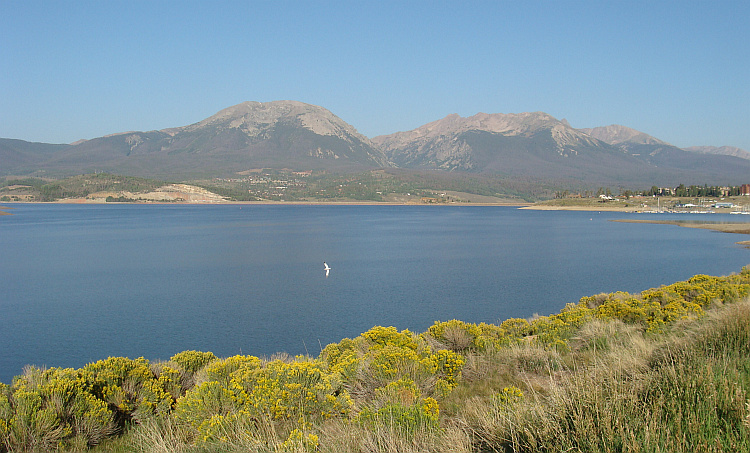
458,299,750,452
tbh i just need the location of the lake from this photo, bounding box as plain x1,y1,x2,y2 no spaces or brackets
1,203,749,384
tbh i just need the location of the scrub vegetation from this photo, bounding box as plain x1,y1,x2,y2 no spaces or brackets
2,267,750,452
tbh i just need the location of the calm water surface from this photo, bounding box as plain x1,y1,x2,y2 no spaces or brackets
1,204,748,383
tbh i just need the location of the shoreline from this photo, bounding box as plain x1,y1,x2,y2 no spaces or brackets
520,204,641,212
611,219,750,247
0,200,531,213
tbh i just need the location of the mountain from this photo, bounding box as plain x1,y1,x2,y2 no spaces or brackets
684,146,750,161
374,112,605,169
576,125,750,184
4,101,387,178
578,124,668,147
0,138,69,174
373,113,675,185
373,115,750,186
2,102,749,189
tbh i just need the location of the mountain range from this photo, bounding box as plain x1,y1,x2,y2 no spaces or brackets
2,100,749,188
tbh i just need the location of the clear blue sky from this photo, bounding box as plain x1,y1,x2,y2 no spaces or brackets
1,0,748,150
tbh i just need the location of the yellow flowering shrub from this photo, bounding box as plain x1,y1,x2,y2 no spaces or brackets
319,337,362,376
170,350,217,374
0,383,10,443
230,359,352,420
499,318,532,340
202,355,262,384
356,396,440,432
280,428,319,452
361,326,419,351
0,367,116,450
321,325,467,407
175,357,352,443
150,362,184,400
593,292,669,329
374,378,420,406
424,349,465,386
369,344,428,381
493,386,524,405
82,357,174,421
427,319,483,351
175,380,237,430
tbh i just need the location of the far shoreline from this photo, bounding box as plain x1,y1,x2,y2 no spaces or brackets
611,218,750,247
0,199,532,212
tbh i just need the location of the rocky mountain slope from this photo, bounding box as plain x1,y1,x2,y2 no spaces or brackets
578,124,668,147
373,112,605,171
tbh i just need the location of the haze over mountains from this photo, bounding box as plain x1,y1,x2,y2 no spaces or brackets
1,100,748,188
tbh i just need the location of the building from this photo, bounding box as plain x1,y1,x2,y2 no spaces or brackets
741,184,750,196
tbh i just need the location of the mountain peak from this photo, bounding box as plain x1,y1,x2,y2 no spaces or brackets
166,100,369,142
374,111,597,149
579,124,668,146
411,111,561,137
372,110,607,172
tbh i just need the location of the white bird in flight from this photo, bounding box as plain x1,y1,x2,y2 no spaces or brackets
323,261,331,277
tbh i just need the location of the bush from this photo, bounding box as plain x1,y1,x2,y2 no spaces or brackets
170,351,218,375
0,366,115,450
175,357,352,446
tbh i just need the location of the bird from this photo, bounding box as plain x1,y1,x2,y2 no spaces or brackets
323,262,331,277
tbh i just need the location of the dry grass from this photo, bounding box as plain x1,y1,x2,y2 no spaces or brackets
452,298,750,452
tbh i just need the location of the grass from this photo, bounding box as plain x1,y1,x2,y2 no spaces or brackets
455,301,750,452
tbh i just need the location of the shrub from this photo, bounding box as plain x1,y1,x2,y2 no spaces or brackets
499,318,532,339
320,338,362,381
374,378,421,407
427,320,482,352
82,357,175,424
0,367,116,450
170,351,218,375
201,354,262,385
175,357,352,445
361,326,419,351
356,397,440,433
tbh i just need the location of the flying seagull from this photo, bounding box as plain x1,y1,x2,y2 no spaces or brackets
323,262,331,277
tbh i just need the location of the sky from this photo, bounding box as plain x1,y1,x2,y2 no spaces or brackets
1,0,748,150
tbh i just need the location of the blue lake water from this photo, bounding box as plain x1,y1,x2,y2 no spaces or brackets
1,203,749,384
